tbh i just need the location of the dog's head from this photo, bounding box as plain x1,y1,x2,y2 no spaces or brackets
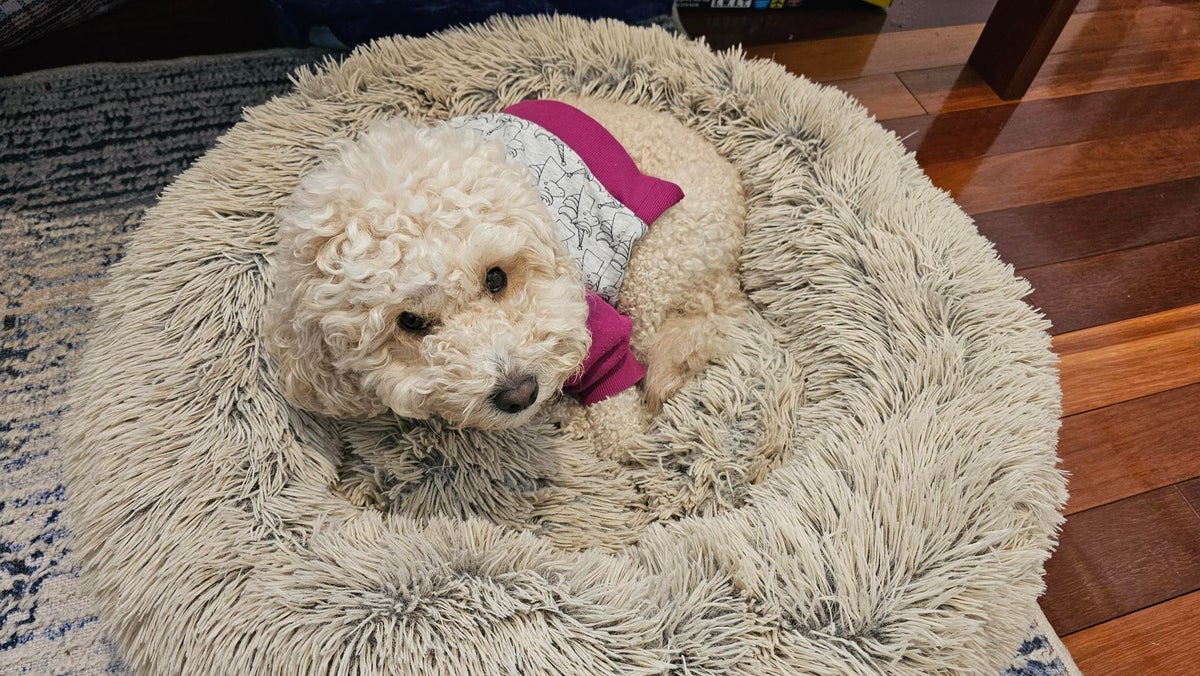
265,118,590,429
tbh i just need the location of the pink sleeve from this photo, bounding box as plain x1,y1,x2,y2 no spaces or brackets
562,292,647,406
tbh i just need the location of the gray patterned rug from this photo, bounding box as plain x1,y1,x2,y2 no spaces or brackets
0,49,1078,675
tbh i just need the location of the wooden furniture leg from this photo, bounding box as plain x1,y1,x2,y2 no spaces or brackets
969,0,1081,100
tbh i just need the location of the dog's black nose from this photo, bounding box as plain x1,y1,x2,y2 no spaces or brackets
491,376,539,414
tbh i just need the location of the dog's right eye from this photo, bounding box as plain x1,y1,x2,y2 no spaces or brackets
397,312,428,333
485,267,507,294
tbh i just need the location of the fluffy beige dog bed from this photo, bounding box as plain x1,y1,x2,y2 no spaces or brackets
64,15,1065,675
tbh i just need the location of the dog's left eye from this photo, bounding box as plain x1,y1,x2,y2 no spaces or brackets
485,267,507,294
397,312,429,333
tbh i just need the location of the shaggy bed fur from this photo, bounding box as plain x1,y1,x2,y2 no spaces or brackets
63,16,1065,675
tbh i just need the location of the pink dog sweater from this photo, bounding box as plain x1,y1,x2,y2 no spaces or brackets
502,100,685,405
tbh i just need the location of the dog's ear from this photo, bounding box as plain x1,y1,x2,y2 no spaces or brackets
262,282,386,419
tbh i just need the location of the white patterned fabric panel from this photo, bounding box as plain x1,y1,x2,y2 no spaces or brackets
446,112,649,303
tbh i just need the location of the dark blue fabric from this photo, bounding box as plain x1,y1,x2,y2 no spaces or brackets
260,0,675,47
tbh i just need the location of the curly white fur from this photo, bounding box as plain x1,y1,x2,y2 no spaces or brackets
265,119,591,428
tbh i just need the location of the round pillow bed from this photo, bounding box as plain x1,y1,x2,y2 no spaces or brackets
64,16,1066,675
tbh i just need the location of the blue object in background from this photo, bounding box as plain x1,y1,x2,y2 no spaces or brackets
260,0,677,48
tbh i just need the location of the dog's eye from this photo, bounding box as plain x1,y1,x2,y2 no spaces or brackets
485,267,507,294
397,312,428,333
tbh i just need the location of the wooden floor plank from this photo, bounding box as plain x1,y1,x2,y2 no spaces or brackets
922,124,1200,215
1024,236,1200,335
1075,0,1186,11
1054,302,1200,356
749,5,1196,83
1178,478,1200,517
971,178,1200,271
1062,591,1200,675
1059,384,1200,515
883,79,1200,166
1053,304,1200,415
1039,486,1200,636
899,37,1200,113
1053,3,1200,54
747,24,982,81
826,73,926,120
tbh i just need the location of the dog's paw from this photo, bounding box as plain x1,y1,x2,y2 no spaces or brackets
641,313,734,414
582,388,658,462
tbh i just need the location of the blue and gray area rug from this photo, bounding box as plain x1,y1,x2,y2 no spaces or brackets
0,49,1080,675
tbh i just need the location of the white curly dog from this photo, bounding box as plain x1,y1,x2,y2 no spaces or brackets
265,98,745,430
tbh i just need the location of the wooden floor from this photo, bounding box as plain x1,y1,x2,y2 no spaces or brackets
4,0,1197,673
724,1,1200,673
